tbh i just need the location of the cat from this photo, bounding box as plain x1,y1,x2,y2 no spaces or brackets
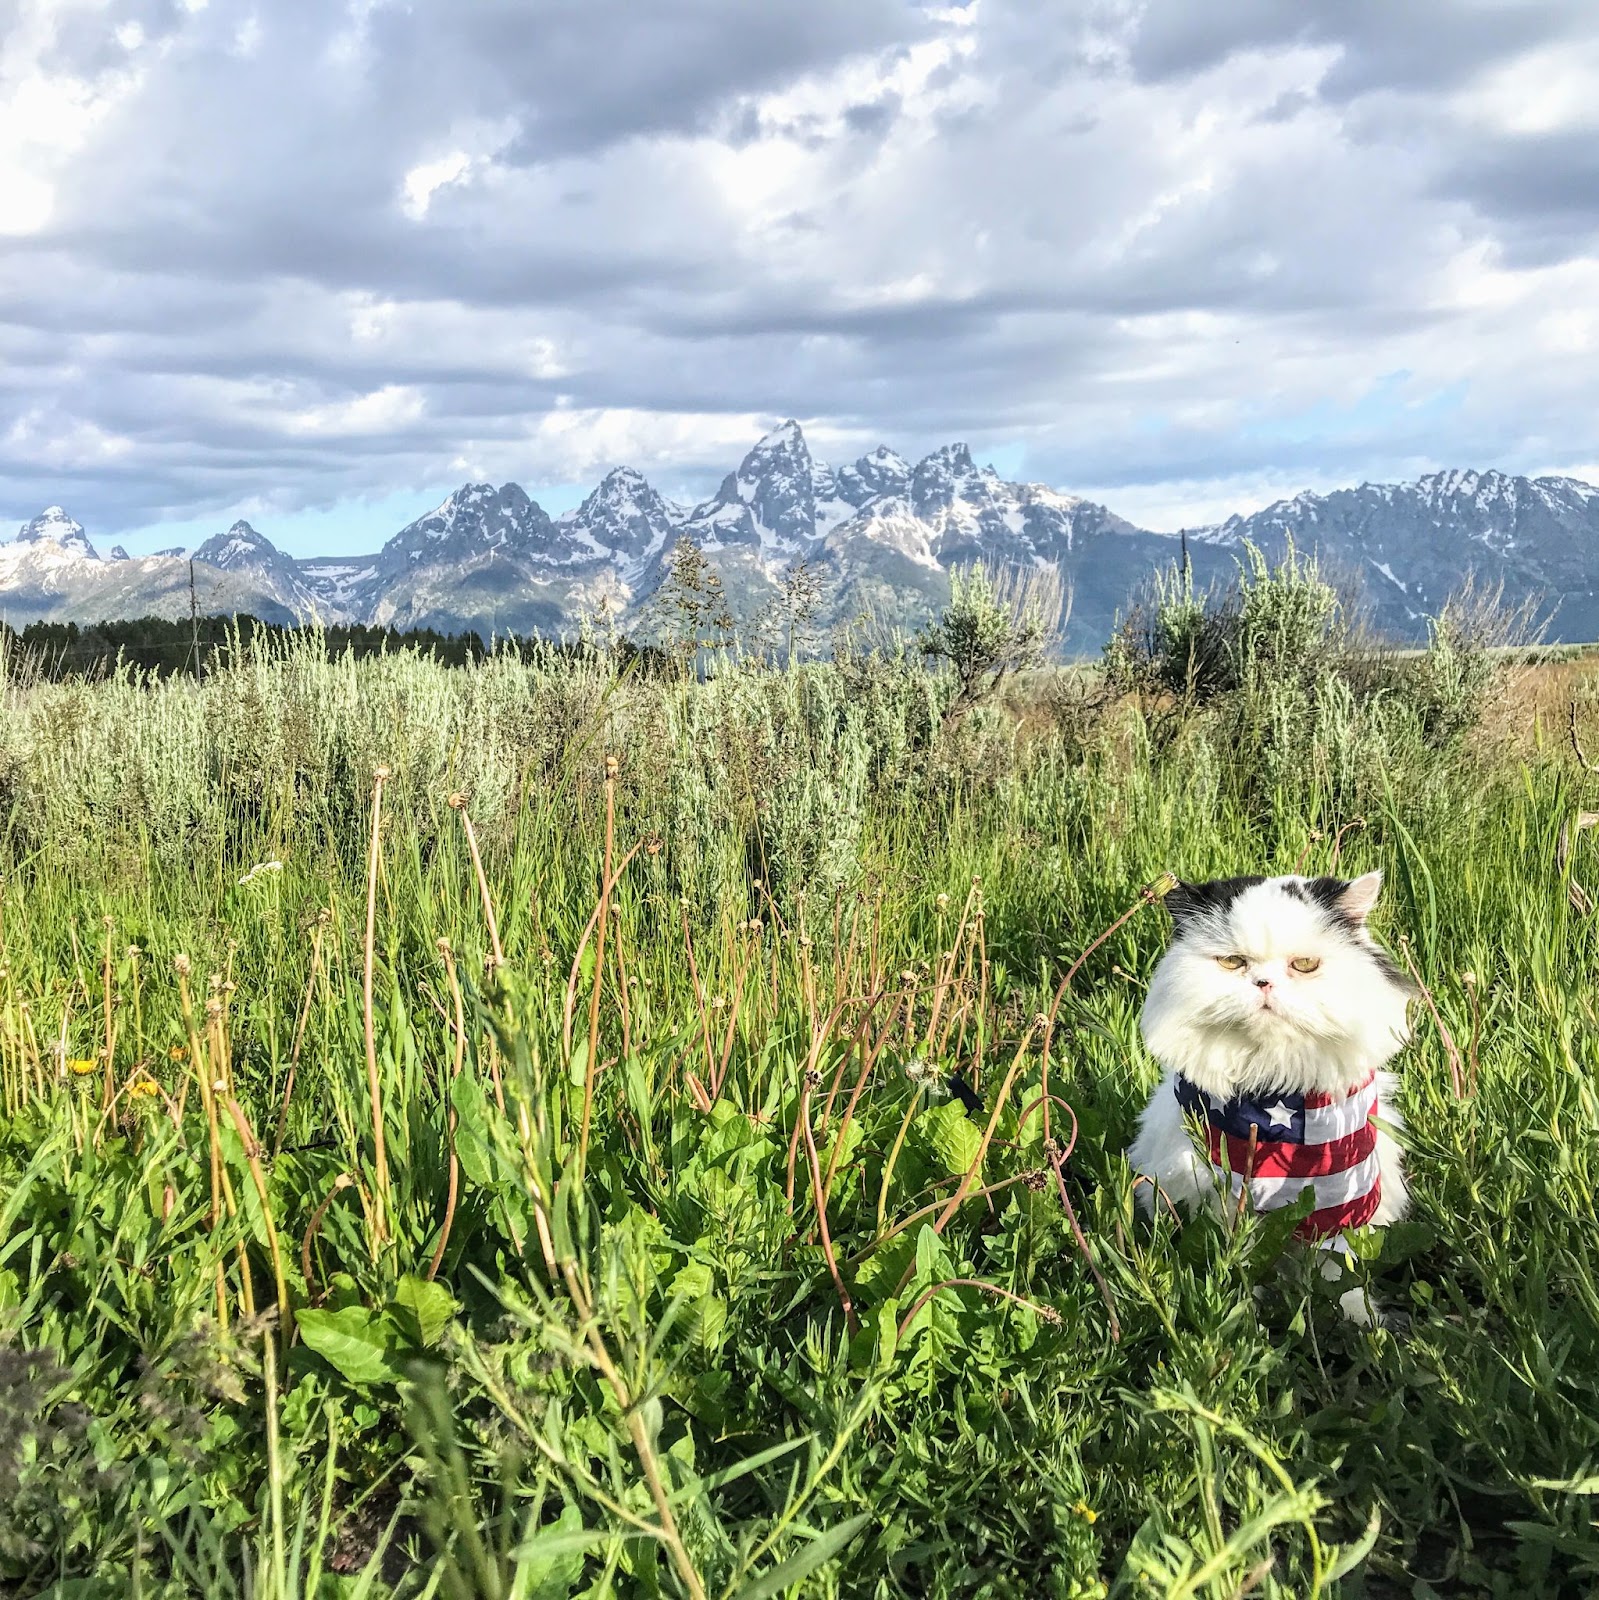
1126,871,1412,1323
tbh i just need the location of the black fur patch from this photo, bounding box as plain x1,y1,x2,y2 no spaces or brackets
1165,875,1267,927
1165,872,1413,991
1303,875,1357,928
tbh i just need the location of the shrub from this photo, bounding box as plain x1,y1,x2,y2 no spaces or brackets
918,564,1067,721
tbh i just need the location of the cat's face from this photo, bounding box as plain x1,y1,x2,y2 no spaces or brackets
1140,872,1412,1093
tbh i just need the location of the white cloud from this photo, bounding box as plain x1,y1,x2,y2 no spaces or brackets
400,151,473,220
4,0,1599,545
283,384,427,436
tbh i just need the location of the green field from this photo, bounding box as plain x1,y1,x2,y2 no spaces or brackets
2,576,1597,1597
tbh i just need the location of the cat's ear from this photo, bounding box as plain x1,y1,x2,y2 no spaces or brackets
1313,870,1382,925
1164,880,1206,925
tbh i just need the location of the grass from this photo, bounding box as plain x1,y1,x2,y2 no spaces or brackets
0,621,1597,1598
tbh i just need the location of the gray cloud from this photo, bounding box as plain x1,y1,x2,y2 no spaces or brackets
4,0,1599,545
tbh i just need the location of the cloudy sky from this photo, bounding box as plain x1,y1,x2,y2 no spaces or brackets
5,0,1599,556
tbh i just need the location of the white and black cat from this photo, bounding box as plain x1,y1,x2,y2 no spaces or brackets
1128,871,1412,1319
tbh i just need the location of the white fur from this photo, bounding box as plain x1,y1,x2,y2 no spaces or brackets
1127,872,1412,1317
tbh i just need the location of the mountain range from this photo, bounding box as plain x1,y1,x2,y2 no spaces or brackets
7,425,1599,651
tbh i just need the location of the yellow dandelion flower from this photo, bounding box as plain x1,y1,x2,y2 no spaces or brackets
169,1044,188,1062
1072,1500,1097,1524
129,1077,160,1099
67,1057,98,1077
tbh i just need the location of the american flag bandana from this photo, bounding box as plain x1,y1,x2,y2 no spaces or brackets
1173,1070,1382,1240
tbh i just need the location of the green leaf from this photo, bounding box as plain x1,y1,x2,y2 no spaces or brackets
733,1513,873,1600
510,1504,617,1599
1324,1506,1383,1583
567,1038,590,1090
915,1100,982,1179
295,1305,403,1387
390,1275,457,1348
1529,1473,1599,1494
451,1070,497,1189
1377,1218,1436,1264
913,1223,953,1287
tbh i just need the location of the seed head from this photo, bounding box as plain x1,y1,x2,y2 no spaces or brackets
446,790,467,810
604,754,619,781
935,892,950,912
173,954,192,978
374,764,392,782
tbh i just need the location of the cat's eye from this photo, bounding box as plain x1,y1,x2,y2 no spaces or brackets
1289,956,1322,974
1215,954,1247,971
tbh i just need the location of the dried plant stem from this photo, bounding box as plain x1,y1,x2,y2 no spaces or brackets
798,1073,858,1336
449,792,505,973
273,915,327,1158
863,1169,1038,1262
897,1277,1061,1342
783,993,873,1209
875,1086,925,1236
678,903,718,1094
1040,875,1175,1144
223,1093,292,1341
100,918,115,1120
893,1022,1040,1300
301,1174,354,1305
1398,935,1465,1097
929,1024,1038,1237
561,839,645,1057
578,759,618,1174
427,940,468,1282
820,997,897,1209
364,766,392,1239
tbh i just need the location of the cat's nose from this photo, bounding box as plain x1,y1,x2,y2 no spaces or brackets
1253,975,1271,989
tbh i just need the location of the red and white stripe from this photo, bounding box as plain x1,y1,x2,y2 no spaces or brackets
1201,1071,1382,1240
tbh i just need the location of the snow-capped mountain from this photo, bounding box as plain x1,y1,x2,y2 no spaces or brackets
0,507,314,627
558,467,681,568
9,429,1599,648
193,520,329,618
1188,468,1599,638
677,420,824,555
14,506,99,562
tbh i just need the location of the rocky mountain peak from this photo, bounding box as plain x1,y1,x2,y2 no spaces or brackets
379,481,553,571
680,420,821,555
911,443,1005,519
195,519,284,572
835,445,911,506
15,506,99,560
561,466,679,564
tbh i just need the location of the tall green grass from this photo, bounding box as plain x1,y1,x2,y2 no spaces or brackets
1,619,1596,1597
